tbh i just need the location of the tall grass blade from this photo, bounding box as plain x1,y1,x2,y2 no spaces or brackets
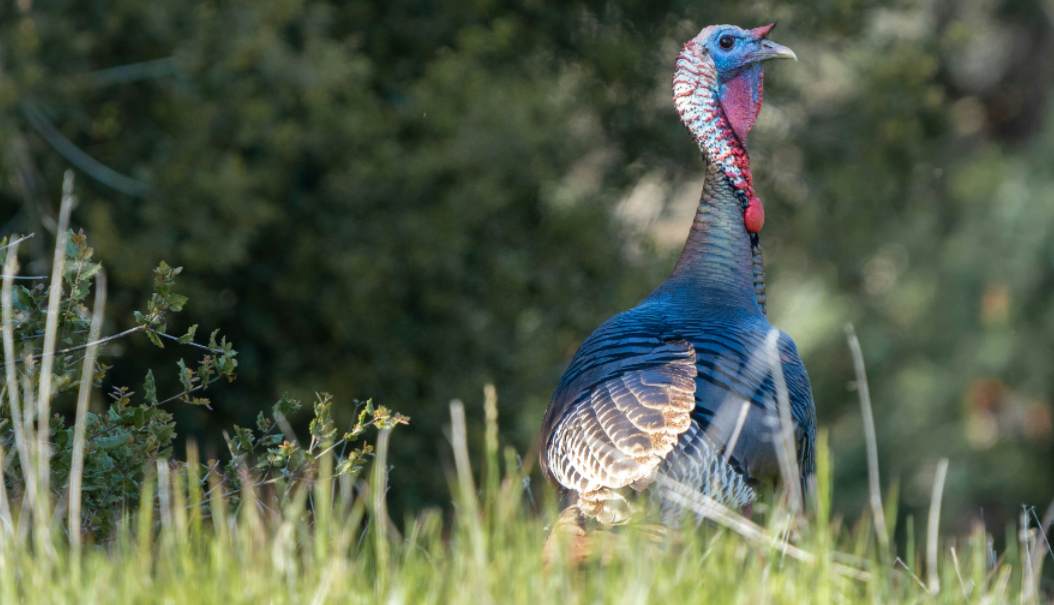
207,462,228,544
764,329,802,515
186,442,203,541
449,399,487,577
654,472,870,580
35,171,75,518
68,270,105,551
482,384,500,511
136,472,155,572
0,447,12,536
1027,499,1054,592
371,427,392,592
845,324,888,554
1020,506,1038,604
926,458,948,594
721,399,751,466
1,239,36,515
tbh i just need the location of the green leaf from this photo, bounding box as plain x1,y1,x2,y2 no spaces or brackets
273,395,301,418
167,294,188,312
178,324,198,344
176,358,195,392
143,370,158,406
95,430,131,451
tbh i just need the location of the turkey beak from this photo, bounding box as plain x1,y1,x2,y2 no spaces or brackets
753,39,798,62
749,23,798,62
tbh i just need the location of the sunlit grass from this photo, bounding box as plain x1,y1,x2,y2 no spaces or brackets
0,398,1048,604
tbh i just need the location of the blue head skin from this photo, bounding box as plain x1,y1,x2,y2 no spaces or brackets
672,23,797,233
697,23,797,144
702,24,797,79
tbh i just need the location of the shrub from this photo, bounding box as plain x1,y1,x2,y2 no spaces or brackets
0,213,406,536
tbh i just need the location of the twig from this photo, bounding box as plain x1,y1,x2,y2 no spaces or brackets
22,326,223,364
19,103,148,197
68,270,106,550
155,330,226,354
154,379,220,408
926,458,949,594
23,326,143,363
78,57,178,88
0,234,35,252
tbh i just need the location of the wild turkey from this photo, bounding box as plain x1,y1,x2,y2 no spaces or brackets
539,23,816,527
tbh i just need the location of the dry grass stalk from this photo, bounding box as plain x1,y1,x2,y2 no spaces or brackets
655,473,870,581
764,329,802,515
0,448,11,535
35,171,75,503
1020,506,1037,604
721,400,751,466
949,546,970,600
1027,499,1054,592
68,271,106,549
926,458,949,594
1,239,36,515
449,400,486,570
845,324,888,552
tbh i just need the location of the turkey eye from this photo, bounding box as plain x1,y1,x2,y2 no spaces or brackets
718,35,735,50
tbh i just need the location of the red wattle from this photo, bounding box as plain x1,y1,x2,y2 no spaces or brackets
744,197,765,233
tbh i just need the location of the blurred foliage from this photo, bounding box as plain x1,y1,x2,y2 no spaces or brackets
1,0,1053,532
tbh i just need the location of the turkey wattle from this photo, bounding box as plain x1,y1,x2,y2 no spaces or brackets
539,23,815,526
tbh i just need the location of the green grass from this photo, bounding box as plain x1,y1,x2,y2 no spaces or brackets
0,404,1048,605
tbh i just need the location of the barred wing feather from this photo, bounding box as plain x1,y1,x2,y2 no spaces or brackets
544,340,697,495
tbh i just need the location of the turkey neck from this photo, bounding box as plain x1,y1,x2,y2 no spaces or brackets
659,40,768,314
662,161,763,312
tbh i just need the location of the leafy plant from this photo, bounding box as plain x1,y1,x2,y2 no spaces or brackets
221,392,408,505
0,229,406,536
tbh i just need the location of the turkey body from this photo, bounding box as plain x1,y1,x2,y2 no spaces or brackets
539,159,817,523
540,294,815,514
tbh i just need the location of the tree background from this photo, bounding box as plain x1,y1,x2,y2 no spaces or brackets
2,0,1052,533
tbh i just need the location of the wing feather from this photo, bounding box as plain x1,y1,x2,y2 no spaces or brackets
544,340,698,494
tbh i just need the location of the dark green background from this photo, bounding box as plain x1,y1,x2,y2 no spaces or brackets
2,0,1052,533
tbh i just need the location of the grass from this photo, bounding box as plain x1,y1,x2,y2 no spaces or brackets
0,177,1051,603
0,397,1050,604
